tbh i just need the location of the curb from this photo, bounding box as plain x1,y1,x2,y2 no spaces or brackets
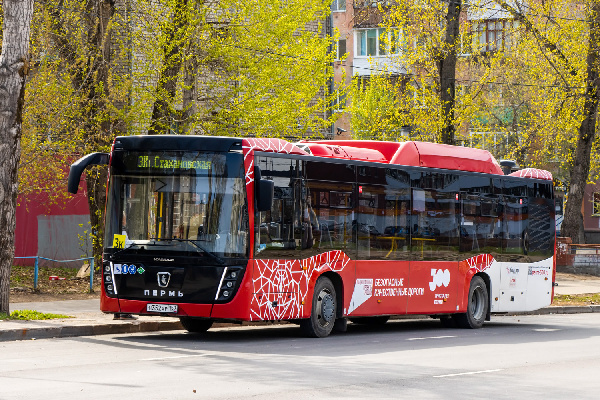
513,304,600,315
0,320,183,342
2,305,599,342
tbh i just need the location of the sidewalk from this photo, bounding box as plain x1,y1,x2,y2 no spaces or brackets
0,299,183,342
2,274,600,342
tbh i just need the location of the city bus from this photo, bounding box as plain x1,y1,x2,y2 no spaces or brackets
68,136,556,337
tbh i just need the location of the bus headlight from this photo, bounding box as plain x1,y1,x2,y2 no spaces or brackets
216,267,244,301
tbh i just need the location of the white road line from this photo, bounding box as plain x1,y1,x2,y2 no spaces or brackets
434,369,504,378
140,354,210,361
406,335,456,341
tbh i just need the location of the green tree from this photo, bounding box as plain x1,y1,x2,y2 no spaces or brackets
349,1,480,143
16,0,341,272
131,0,341,138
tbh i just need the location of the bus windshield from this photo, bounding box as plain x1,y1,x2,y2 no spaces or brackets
104,151,248,258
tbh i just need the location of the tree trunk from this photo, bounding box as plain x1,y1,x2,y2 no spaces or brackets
562,3,600,244
148,0,191,135
86,166,108,269
181,54,198,134
44,0,117,265
439,0,461,145
0,0,34,314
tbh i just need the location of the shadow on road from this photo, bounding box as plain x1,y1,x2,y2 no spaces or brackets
73,314,600,359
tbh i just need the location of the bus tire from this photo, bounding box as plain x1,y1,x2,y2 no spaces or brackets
179,317,213,333
454,276,488,329
300,276,337,338
349,316,390,325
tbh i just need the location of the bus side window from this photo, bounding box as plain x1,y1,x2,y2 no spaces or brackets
357,186,411,260
254,156,302,259
305,181,354,254
412,190,459,261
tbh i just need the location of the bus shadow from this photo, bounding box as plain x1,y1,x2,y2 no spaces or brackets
91,314,600,358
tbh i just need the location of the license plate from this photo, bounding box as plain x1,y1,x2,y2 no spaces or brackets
146,304,178,313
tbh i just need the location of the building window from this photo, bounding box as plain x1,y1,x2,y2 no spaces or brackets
355,28,400,57
472,19,519,52
332,0,346,11
336,39,347,60
334,91,347,112
355,0,393,7
593,192,600,216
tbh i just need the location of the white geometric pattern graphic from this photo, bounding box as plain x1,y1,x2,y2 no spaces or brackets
509,168,553,181
242,138,308,189
250,251,351,321
464,254,494,272
348,279,373,314
242,138,308,156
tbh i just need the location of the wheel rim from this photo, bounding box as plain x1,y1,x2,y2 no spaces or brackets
469,286,485,320
470,285,485,321
317,288,335,327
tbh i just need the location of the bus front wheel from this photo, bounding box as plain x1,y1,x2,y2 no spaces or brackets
454,276,488,329
300,276,337,338
180,317,213,333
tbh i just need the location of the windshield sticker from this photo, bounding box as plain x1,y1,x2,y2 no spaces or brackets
113,234,126,249
113,264,144,274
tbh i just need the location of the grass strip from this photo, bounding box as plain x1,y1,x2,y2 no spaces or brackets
0,310,72,321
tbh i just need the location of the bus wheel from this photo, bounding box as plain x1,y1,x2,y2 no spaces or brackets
454,276,488,329
179,317,213,333
349,316,390,325
300,277,337,338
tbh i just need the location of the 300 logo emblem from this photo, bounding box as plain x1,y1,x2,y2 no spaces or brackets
429,269,450,291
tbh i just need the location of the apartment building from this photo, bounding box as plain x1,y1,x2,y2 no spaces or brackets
331,1,520,141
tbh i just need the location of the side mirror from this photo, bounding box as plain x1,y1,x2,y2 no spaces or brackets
254,166,274,212
68,152,109,194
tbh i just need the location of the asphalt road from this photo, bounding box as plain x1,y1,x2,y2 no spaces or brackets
2,313,600,399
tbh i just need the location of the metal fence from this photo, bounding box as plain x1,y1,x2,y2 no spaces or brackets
13,256,95,292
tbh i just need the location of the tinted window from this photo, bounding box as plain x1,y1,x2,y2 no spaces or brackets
254,156,303,259
413,190,459,261
357,185,410,260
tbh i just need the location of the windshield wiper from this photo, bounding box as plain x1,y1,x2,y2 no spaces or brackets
109,240,170,260
166,238,225,265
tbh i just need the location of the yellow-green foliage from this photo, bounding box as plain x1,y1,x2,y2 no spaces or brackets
18,0,342,205
129,0,342,137
1,310,72,320
349,1,476,142
348,0,593,181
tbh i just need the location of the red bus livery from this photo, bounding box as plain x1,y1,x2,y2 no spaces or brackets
68,136,555,337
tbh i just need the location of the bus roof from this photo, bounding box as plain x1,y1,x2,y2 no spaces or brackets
111,136,551,179
299,140,505,175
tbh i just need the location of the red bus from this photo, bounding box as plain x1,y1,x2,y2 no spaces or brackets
68,136,555,337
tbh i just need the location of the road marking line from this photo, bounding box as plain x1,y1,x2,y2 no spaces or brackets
140,354,210,361
406,335,456,341
434,369,503,378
